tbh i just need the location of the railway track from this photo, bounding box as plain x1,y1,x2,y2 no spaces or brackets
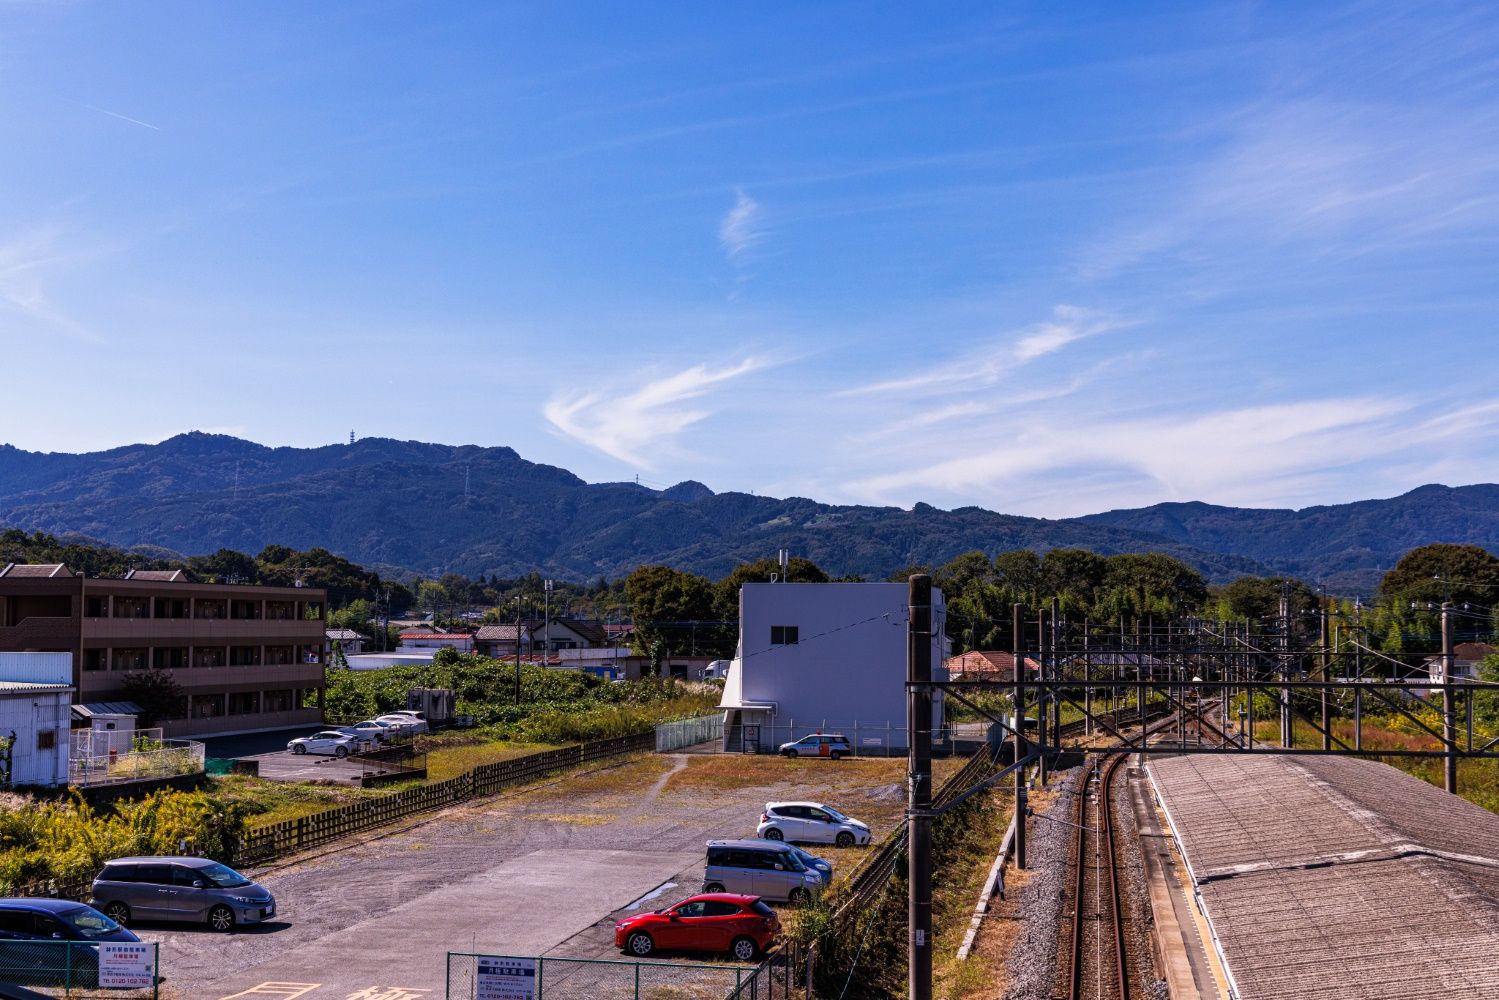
1061,753,1132,1000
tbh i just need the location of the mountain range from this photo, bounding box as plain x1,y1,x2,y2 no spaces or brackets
1,433,1495,593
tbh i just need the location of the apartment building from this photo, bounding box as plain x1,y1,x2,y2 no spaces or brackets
0,564,327,738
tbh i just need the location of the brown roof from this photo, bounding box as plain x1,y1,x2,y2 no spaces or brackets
944,650,1039,679
1455,642,1497,663
124,569,186,582
476,624,523,641
0,563,73,579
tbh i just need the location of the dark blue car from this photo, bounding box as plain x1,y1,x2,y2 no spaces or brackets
0,899,139,989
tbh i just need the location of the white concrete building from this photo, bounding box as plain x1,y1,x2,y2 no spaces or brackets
718,582,948,753
0,652,72,787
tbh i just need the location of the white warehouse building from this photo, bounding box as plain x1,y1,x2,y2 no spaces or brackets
718,582,948,753
0,652,72,787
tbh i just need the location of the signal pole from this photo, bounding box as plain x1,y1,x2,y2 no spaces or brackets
907,575,933,1000
1443,601,1457,794
1013,602,1027,871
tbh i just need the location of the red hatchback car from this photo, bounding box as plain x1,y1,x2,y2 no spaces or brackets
614,893,779,962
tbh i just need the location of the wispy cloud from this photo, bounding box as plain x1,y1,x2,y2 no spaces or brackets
544,358,766,468
79,102,160,131
0,227,101,342
844,305,1132,397
718,189,763,262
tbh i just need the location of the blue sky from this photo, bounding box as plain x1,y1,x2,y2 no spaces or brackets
2,1,1497,517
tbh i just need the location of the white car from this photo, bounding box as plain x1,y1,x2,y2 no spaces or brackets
335,722,391,745
287,731,365,758
375,714,429,735
757,802,871,848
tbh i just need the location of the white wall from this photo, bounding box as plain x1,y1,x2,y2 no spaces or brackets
0,692,70,787
724,582,946,744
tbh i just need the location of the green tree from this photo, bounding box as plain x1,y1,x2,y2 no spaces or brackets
1092,552,1207,627
119,671,187,727
1040,548,1108,613
185,548,260,584
992,550,1043,605
1379,543,1499,608
624,565,719,656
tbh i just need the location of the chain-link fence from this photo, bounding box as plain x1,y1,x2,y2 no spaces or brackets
69,730,205,787
445,953,773,1000
656,715,724,752
0,940,159,998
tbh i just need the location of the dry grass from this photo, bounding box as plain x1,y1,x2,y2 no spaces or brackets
421,737,557,781
211,774,386,825
532,812,614,826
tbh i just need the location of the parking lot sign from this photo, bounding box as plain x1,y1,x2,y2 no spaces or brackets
100,941,155,989
475,957,536,1000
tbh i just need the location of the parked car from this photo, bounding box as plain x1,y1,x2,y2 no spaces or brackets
786,844,833,883
286,731,362,757
375,714,429,735
328,727,380,751
0,899,139,989
614,893,778,961
384,710,427,725
91,858,275,932
758,802,871,847
777,733,852,759
702,839,824,903
345,720,396,743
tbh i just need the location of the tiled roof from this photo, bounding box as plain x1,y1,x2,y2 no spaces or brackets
0,563,73,578
475,625,522,640
325,629,364,640
124,569,186,582
0,681,72,695
944,651,1039,678
399,632,471,641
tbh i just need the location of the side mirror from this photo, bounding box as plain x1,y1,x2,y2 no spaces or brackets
193,880,207,889
52,932,64,940
774,864,784,871
669,914,680,921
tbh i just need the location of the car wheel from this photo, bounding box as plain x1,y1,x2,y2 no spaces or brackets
103,902,130,926
781,749,796,758
763,827,784,841
828,750,843,761
731,936,759,962
291,744,306,755
627,932,654,957
788,887,809,905
334,746,349,758
208,905,235,932
836,831,855,848
704,882,726,894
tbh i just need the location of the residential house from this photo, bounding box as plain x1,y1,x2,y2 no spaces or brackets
0,563,327,739
1426,641,1498,687
397,629,473,652
325,629,367,657
718,582,948,753
945,650,1039,682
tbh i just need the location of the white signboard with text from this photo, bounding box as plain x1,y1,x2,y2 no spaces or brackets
99,942,154,989
476,956,537,1000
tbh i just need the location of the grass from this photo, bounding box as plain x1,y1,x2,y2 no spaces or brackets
209,774,386,826
418,734,558,782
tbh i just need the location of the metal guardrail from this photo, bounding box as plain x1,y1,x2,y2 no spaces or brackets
0,940,159,999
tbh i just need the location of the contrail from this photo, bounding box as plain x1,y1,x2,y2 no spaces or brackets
79,102,160,130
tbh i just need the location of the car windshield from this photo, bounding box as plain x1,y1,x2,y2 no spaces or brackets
196,862,252,888
58,907,123,939
791,847,823,866
821,806,849,821
779,852,807,872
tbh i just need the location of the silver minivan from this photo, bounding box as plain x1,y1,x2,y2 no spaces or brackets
91,857,276,932
702,839,824,903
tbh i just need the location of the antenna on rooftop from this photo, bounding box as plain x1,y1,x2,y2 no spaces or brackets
349,430,355,446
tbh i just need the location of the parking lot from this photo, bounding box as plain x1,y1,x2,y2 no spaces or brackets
133,749,928,999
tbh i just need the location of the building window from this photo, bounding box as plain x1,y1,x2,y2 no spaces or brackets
190,694,222,719
83,649,107,672
153,598,187,619
85,597,108,618
194,647,226,668
229,646,261,667
228,692,261,715
194,600,227,620
152,647,188,670
37,730,56,751
230,600,261,621
112,648,147,671
263,689,293,713
770,626,799,646
114,598,149,619
264,646,294,666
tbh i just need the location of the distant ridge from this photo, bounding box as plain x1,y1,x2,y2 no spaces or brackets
0,433,1494,591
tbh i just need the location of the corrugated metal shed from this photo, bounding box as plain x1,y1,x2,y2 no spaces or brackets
0,652,73,685
0,682,72,695
1149,754,1499,1000
71,702,143,721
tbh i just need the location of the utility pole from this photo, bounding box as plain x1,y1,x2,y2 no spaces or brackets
544,579,553,666
514,596,523,704
907,575,933,1000
1036,604,1048,786
1320,598,1331,752
1012,602,1027,871
1443,601,1457,794
1050,596,1061,751
1279,584,1291,748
